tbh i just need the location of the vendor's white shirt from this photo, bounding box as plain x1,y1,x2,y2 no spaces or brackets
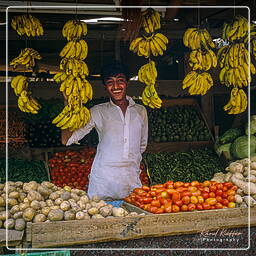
66,96,148,200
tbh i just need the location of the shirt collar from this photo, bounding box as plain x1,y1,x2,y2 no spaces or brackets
109,96,135,108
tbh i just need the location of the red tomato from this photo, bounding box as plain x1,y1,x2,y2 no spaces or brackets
160,191,170,199
165,181,174,186
222,199,229,206
198,186,204,192
215,202,223,209
191,190,201,197
203,187,210,193
181,205,188,212
182,196,190,205
166,188,177,195
224,182,233,189
187,203,196,211
148,206,159,214
191,181,200,187
216,183,223,190
151,184,165,189
176,187,187,193
209,192,215,198
205,198,217,206
172,205,180,213
164,202,173,213
160,198,168,206
181,191,191,197
202,180,211,187
196,204,203,210
188,186,197,192
216,196,223,202
174,200,183,207
133,188,146,195
227,195,235,202
172,192,181,203
209,185,217,192
215,190,223,196
227,190,236,196
155,188,166,194
210,206,216,210
183,182,191,188
174,181,184,188
142,197,153,204
151,200,161,207
142,185,150,192
149,191,156,197
230,185,238,191
222,192,228,199
202,192,209,199
202,202,211,210
155,208,165,214
223,186,228,192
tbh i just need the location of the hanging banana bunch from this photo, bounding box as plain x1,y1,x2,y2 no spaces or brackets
11,14,44,37
53,19,92,130
130,8,169,109
10,14,44,114
219,16,252,115
182,27,217,96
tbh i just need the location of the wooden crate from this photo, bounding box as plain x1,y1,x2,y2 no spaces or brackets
146,98,214,153
26,207,256,248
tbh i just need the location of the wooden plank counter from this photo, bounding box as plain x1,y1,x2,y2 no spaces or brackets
27,207,256,248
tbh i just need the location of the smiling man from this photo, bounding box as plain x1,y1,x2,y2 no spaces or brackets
61,61,148,200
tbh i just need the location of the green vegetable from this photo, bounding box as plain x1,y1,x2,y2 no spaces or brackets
143,148,224,184
219,128,243,145
230,135,256,159
215,143,232,160
245,115,256,136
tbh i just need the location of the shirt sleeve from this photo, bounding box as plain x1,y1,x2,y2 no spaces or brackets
66,107,97,146
140,107,148,154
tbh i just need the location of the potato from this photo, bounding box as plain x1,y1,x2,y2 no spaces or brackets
91,195,100,202
48,209,64,221
50,205,60,210
37,185,51,198
39,201,47,208
68,199,76,204
46,199,54,207
19,192,27,202
33,214,47,223
10,205,20,215
60,192,71,201
88,207,99,215
3,185,16,193
16,188,23,193
30,200,41,210
70,193,80,201
79,191,86,196
13,211,23,219
24,198,29,203
64,211,75,221
8,198,18,208
83,213,90,220
41,181,54,189
75,211,85,220
49,192,59,201
72,205,82,212
60,201,71,211
52,185,58,192
9,191,19,199
23,208,36,221
80,195,89,204
41,207,51,216
85,203,92,211
15,218,26,231
71,188,80,194
129,212,139,216
0,184,4,190
15,181,23,188
7,181,15,186
0,210,10,221
27,190,43,202
92,214,104,219
77,200,86,209
23,181,38,192
55,198,64,206
0,196,5,207
63,186,72,192
99,206,112,217
19,202,30,211
4,219,15,229
235,194,243,204
106,216,114,218
112,207,126,217
96,200,107,209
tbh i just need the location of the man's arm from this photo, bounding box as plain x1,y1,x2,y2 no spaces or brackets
61,129,73,145
140,107,148,154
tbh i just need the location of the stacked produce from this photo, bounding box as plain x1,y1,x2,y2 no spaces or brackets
0,181,143,230
49,148,150,191
124,180,237,214
143,148,224,184
53,19,92,131
246,23,256,59
211,157,256,208
0,159,48,183
11,14,44,36
219,16,252,114
182,27,217,95
10,14,44,114
148,105,212,142
215,116,256,160
130,8,168,108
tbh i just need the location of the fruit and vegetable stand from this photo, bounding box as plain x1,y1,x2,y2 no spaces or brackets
2,3,256,252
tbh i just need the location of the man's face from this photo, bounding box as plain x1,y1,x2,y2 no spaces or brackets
104,74,127,102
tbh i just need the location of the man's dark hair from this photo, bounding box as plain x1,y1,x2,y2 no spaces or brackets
101,61,130,85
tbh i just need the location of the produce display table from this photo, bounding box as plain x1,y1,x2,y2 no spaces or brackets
22,207,256,248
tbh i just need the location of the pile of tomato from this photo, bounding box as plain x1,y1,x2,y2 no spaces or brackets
48,148,96,190
49,148,151,190
124,180,237,214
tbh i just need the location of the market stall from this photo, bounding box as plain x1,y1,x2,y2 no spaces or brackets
1,0,256,251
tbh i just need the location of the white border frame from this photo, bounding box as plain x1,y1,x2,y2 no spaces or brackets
5,5,251,251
